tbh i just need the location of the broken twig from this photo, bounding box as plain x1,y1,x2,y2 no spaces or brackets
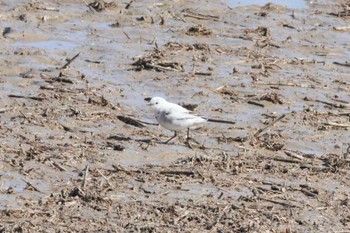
22,178,42,193
82,164,89,190
159,170,195,176
254,114,286,137
61,52,81,69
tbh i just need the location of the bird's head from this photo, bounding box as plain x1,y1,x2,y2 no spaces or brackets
144,97,167,110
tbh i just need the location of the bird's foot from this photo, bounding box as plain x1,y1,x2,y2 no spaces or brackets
186,136,201,145
185,139,193,149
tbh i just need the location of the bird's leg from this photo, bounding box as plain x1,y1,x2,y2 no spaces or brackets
186,128,200,145
165,131,177,144
184,128,196,149
185,131,193,149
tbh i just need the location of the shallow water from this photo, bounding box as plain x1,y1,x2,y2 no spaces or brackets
228,0,309,9
13,40,78,51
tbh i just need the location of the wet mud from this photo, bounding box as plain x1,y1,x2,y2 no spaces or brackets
0,0,350,232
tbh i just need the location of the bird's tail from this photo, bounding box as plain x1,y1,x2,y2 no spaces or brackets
207,118,235,125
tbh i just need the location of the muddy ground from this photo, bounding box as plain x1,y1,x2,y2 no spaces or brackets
0,0,350,232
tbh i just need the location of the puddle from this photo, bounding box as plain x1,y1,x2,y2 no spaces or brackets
0,175,27,193
161,183,252,201
117,145,193,167
228,0,309,9
13,40,78,51
0,174,26,208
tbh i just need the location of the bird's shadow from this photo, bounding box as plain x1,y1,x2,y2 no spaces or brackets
108,135,236,152
107,135,175,145
107,135,197,149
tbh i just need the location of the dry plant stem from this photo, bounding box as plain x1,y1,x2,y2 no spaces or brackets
82,164,89,190
60,52,81,69
21,178,41,193
254,114,286,137
97,169,113,187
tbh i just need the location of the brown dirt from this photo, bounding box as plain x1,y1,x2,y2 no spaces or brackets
0,0,350,232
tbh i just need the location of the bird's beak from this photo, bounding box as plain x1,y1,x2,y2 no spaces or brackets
144,97,152,105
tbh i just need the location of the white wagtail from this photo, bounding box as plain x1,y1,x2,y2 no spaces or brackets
145,97,235,145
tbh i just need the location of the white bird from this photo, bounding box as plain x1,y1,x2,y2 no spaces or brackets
145,96,235,145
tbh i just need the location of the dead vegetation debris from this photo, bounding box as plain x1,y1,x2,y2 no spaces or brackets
106,142,125,151
186,25,212,36
328,1,350,18
117,115,146,128
261,3,286,11
217,135,248,143
179,103,198,111
165,42,210,52
320,153,350,172
109,21,120,28
88,0,117,12
259,92,284,104
182,8,219,21
245,26,270,37
251,132,285,151
243,26,282,48
2,27,11,38
4,150,338,231
25,2,59,11
131,50,184,72
88,94,110,107
1,0,350,232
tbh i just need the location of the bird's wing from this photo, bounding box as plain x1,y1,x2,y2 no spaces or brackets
168,112,205,121
169,103,191,113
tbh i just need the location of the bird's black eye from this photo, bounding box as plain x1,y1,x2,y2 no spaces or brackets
156,102,158,104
